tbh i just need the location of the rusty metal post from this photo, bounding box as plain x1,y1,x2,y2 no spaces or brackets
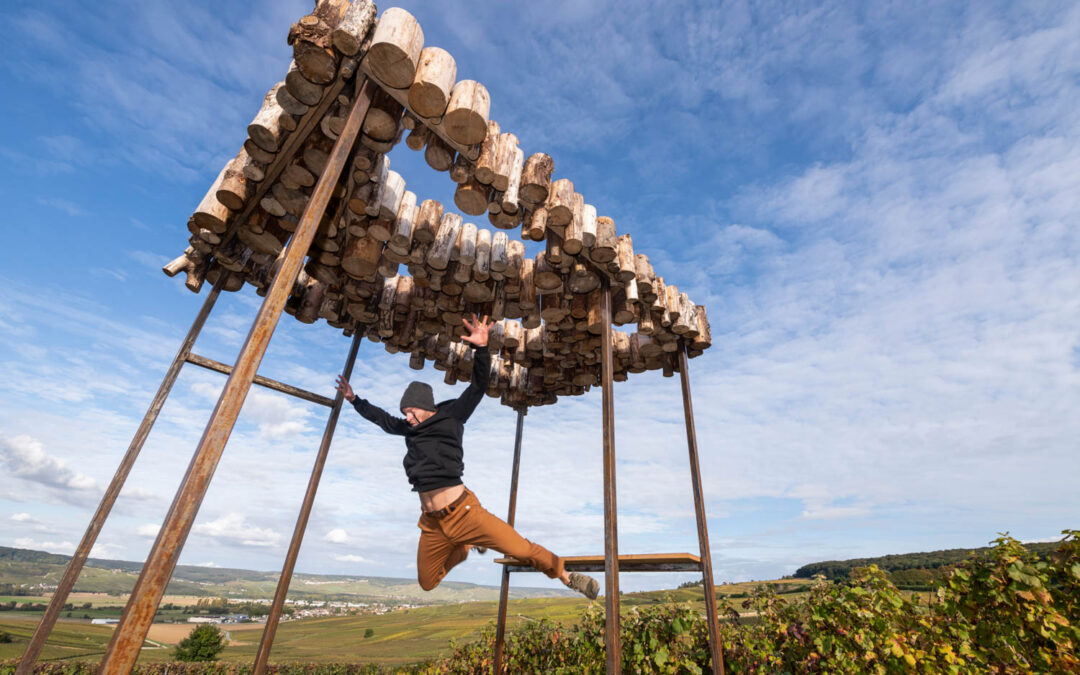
679,346,725,675
97,78,377,675
16,273,227,675
252,333,363,675
493,408,526,673
599,276,621,673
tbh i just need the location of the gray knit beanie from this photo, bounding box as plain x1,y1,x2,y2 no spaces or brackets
400,381,437,413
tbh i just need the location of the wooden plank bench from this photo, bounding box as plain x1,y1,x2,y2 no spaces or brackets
495,552,701,573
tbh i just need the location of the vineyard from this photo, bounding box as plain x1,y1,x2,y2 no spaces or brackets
4,532,1076,674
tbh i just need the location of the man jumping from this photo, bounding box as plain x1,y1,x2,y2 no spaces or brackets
335,314,600,599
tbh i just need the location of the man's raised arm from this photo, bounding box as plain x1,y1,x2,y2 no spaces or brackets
336,375,409,435
444,315,492,422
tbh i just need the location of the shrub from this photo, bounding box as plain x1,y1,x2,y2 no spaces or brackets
173,624,226,662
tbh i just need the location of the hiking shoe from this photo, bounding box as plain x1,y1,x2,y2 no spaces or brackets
568,572,599,600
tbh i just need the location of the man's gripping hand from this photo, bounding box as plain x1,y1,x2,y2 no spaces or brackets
461,313,492,348
335,375,356,402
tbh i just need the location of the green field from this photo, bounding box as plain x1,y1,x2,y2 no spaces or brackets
0,579,840,668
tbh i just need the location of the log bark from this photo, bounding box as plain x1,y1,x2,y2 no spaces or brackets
390,190,418,252
581,203,598,249
424,134,454,172
243,138,275,165
457,221,478,267
378,169,406,221
520,153,554,206
427,212,461,270
286,60,325,106
216,149,255,212
562,192,585,255
545,178,575,229
282,160,316,189
288,0,349,84
506,240,526,279
367,7,424,89
275,83,310,116
413,199,443,244
193,164,233,234
474,120,501,184
500,147,524,214
634,252,655,297
492,133,519,192
606,233,634,282
525,207,548,241
347,180,374,216
534,252,563,292
590,215,618,264
490,231,509,273
248,83,294,153
443,80,490,146
450,153,471,183
405,125,429,151
331,0,377,56
454,176,490,216
473,228,492,281
409,46,456,118
586,289,605,334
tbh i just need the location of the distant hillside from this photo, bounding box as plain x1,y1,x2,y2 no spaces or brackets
794,540,1060,589
0,546,572,604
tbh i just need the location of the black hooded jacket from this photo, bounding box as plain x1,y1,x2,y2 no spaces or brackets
351,345,490,492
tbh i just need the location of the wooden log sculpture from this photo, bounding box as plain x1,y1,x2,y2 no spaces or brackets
367,7,424,89
248,83,295,153
331,0,377,56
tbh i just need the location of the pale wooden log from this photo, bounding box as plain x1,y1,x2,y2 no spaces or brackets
570,293,588,319
568,262,600,294
286,60,325,106
244,138,276,165
377,250,400,278
692,306,712,351
405,125,429,151
634,252,655,297
378,170,406,220
205,264,244,292
367,217,394,243
402,111,420,131
238,220,287,256
427,212,461,270
296,276,328,324
638,305,657,335
457,221,478,267
193,164,233,234
360,132,395,153
454,176,490,216
518,258,537,312
673,292,695,335
282,160,316,188
622,234,635,280
288,0,349,85
500,147,524,214
216,149,254,212
424,134,454,172
450,153,471,183
492,133,519,192
276,83,309,116
352,146,376,172
623,276,639,305
487,195,502,215
363,87,405,142
474,120,501,184
506,240,525,279
162,251,192,277
259,192,286,218
443,80,490,145
348,181,374,216
341,235,383,279
520,152,554,206
563,192,585,255
665,284,682,325
545,178,574,229
331,0,377,56
581,203,598,249
413,199,442,244
463,278,493,303
248,83,295,153
540,289,566,322
272,182,308,218
612,287,635,325
390,190,418,252
367,7,424,89
409,46,456,118
586,289,606,335
525,207,548,241
534,252,563,292
241,150,267,184
545,230,564,266
474,228,492,281
592,216,617,264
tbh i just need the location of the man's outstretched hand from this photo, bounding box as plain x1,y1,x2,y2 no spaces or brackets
335,375,356,402
461,313,492,348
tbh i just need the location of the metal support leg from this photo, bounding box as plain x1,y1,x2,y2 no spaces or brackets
16,274,227,675
493,408,526,673
97,78,376,675
253,333,362,675
679,346,725,675
599,277,621,673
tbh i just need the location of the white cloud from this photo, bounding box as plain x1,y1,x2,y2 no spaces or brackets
1,434,99,493
333,554,370,564
136,523,160,537
14,538,74,554
324,528,349,544
192,512,282,548
10,513,39,523
195,561,220,568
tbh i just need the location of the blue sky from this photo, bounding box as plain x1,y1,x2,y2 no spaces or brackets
1,0,1078,593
